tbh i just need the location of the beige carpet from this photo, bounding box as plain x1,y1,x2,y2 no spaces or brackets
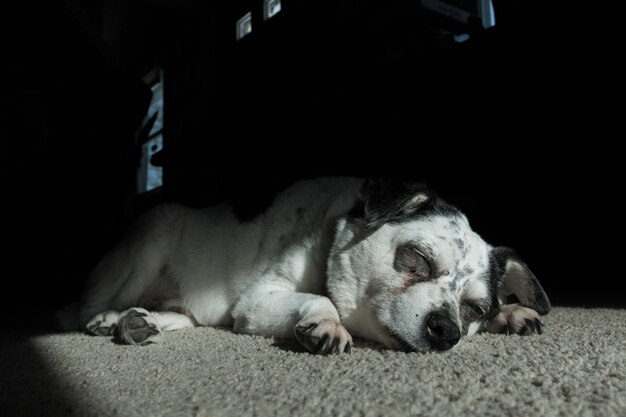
1,307,625,416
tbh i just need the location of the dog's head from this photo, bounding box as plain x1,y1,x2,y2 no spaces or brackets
327,178,551,352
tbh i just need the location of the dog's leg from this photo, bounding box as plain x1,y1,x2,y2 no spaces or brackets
78,204,186,329
485,304,544,336
232,283,352,354
106,307,196,345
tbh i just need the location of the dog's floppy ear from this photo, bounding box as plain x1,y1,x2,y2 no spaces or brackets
360,178,432,229
491,247,551,315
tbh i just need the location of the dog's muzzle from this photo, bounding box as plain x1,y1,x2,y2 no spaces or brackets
425,313,461,351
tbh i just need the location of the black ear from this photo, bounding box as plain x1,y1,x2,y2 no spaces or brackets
361,178,432,229
491,247,551,315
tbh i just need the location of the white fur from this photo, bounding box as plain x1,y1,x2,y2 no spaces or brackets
75,177,542,353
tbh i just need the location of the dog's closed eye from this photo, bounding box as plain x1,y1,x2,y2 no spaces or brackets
394,244,432,281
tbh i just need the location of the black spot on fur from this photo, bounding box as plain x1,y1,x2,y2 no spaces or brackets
454,238,465,250
368,192,459,228
347,198,366,220
348,178,462,229
362,179,433,228
489,247,552,315
461,265,474,277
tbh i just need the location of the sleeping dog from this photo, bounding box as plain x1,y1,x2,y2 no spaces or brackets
77,177,551,353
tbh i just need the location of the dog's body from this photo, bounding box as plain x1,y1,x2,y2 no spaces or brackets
78,177,551,353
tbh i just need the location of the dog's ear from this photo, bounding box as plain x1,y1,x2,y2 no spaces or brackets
359,178,432,229
491,247,551,315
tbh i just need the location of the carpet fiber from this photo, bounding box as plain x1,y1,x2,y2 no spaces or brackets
2,307,625,416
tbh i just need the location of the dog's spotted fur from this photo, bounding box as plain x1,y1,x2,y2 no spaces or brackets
73,177,551,353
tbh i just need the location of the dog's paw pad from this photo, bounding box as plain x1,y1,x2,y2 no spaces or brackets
295,319,352,355
117,308,163,345
85,311,120,336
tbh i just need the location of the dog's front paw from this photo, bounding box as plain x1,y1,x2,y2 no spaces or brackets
294,319,353,354
487,304,544,336
116,308,163,345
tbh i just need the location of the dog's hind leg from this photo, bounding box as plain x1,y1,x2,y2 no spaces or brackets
78,204,186,330
78,241,164,330
114,307,196,345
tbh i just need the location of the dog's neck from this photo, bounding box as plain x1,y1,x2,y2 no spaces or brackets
326,217,398,347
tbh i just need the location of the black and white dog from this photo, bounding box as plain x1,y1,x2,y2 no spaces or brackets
76,177,550,354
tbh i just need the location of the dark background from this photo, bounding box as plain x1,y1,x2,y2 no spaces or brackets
1,0,622,314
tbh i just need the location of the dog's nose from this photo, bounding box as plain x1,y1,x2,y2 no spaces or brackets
426,313,461,351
